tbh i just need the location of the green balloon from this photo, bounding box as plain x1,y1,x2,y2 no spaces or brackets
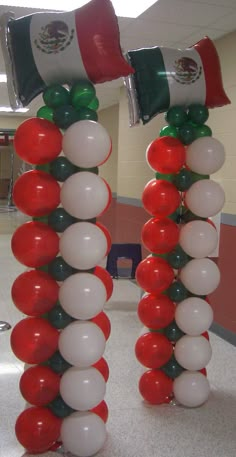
162,356,185,379
76,107,98,121
48,304,74,329
164,320,185,342
168,207,182,223
48,256,77,281
155,171,174,182
167,245,189,269
88,96,99,111
70,80,96,108
49,396,75,418
78,166,99,175
46,351,72,374
178,123,196,145
152,253,168,260
48,208,77,232
53,105,80,130
36,163,50,173
182,209,206,223
36,264,49,273
33,215,48,224
190,171,209,183
167,280,189,302
165,106,187,127
173,168,193,191
50,156,79,182
43,84,70,108
194,124,212,138
159,125,178,138
188,104,209,125
37,105,54,122
148,328,165,334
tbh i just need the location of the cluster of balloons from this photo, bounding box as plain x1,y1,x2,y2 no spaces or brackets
135,103,225,407
11,80,114,456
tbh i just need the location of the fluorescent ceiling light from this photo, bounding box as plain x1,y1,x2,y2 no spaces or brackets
0,73,7,82
0,106,29,113
0,0,157,18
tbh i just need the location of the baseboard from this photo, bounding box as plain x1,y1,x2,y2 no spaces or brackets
210,322,236,346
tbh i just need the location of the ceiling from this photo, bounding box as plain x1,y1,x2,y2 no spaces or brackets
0,0,236,117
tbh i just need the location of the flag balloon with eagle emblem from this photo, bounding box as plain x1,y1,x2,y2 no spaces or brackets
0,0,134,109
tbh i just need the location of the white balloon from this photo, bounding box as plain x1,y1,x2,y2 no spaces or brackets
59,272,107,320
174,335,212,370
185,179,225,218
179,220,218,258
173,371,210,407
179,258,220,295
59,222,107,270
59,321,106,367
61,172,110,220
62,120,111,168
61,411,106,457
175,297,213,336
186,137,225,175
60,367,106,411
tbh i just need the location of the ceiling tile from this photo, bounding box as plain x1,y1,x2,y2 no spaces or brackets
140,0,234,27
121,18,199,42
191,0,236,7
172,27,228,47
208,11,236,30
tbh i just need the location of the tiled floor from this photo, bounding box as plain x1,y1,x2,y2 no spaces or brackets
0,210,236,457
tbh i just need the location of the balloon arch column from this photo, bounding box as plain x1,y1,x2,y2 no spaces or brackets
135,104,225,407
124,36,229,408
10,81,114,456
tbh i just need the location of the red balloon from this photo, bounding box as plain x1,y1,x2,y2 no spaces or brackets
96,222,112,255
135,332,173,368
12,270,59,316
138,294,175,329
91,400,109,423
142,217,179,254
11,317,59,364
136,256,174,294
15,406,61,454
142,179,181,218
93,265,113,300
100,179,112,216
207,218,216,229
93,357,109,382
13,170,60,217
20,365,60,406
14,117,62,164
146,136,185,174
199,367,207,376
11,221,59,268
202,331,210,341
139,369,173,404
91,311,111,340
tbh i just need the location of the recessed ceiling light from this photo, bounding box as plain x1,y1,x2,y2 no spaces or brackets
0,74,7,83
0,106,29,112
0,0,157,18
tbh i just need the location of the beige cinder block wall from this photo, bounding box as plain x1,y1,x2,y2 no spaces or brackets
98,104,119,195
207,30,236,216
116,30,236,215
0,115,26,184
117,87,165,201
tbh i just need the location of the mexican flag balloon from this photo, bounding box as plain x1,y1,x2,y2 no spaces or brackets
0,0,134,109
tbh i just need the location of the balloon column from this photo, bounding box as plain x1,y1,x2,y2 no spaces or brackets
135,103,226,407
10,80,113,456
